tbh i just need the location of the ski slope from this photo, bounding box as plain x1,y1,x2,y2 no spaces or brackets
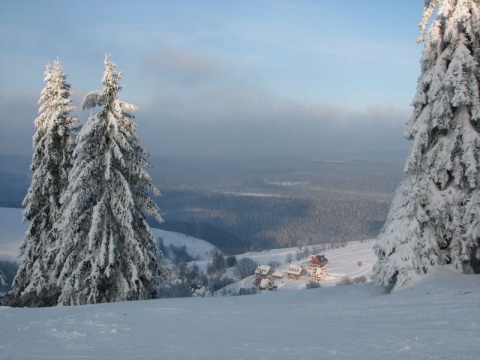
1,207,479,359
0,269,478,360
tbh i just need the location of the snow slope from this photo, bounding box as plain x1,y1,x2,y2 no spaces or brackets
1,269,479,360
152,228,216,261
0,208,215,261
217,241,376,295
1,207,479,359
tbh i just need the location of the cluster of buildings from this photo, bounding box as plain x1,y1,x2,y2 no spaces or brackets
253,254,329,290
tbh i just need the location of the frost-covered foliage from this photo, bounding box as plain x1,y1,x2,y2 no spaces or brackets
11,60,77,302
55,56,164,305
375,0,480,289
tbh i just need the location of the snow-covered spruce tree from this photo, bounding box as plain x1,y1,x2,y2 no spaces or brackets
374,0,480,289
55,56,164,305
10,60,77,305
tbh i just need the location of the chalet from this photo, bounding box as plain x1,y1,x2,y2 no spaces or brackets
287,265,306,280
310,266,326,282
309,254,328,268
255,265,273,278
270,270,285,280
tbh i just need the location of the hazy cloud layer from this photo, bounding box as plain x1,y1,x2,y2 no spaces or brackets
0,91,410,159
132,50,411,157
0,94,38,156
138,98,410,158
0,58,411,159
142,50,222,88
0,2,422,160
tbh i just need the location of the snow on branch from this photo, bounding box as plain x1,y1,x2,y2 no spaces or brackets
82,90,103,110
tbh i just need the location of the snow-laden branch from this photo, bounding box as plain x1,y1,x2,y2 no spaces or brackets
81,90,103,110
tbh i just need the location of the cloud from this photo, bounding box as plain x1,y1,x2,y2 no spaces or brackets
0,86,411,159
0,49,412,160
143,50,221,87
137,93,411,158
0,94,38,156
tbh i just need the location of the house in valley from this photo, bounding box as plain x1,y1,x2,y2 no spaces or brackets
287,265,306,280
255,265,273,278
310,266,326,282
271,270,285,280
309,254,328,268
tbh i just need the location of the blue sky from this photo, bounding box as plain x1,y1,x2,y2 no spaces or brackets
0,1,425,158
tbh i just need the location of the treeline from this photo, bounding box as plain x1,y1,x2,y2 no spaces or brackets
156,187,390,251
0,171,392,253
0,154,399,254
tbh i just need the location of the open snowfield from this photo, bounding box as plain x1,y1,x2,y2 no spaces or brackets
0,270,478,360
1,207,479,359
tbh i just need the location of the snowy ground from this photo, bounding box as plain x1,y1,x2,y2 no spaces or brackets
152,228,216,261
1,207,479,359
0,269,478,359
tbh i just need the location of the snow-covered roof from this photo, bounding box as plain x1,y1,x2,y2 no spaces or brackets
309,254,328,267
255,265,272,276
287,265,304,275
271,271,285,278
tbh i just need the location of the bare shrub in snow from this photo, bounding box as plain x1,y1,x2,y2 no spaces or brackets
336,276,353,286
354,276,367,284
234,257,258,279
236,287,257,296
268,260,280,270
285,253,293,264
306,281,321,289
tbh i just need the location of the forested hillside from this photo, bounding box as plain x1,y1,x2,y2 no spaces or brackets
153,155,406,251
0,154,406,253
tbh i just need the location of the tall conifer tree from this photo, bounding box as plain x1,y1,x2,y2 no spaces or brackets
374,0,480,289
55,56,163,305
11,61,77,302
